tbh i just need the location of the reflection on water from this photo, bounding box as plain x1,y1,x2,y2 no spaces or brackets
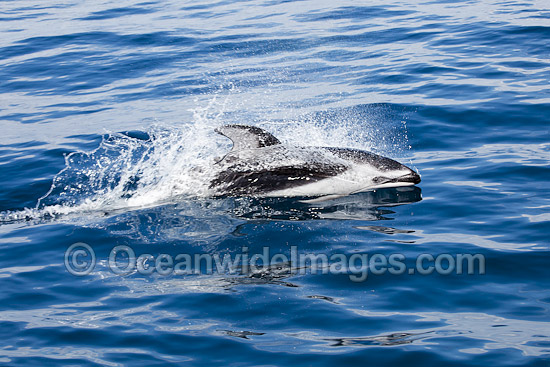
216,330,266,339
323,331,434,347
95,186,422,243
0,186,421,241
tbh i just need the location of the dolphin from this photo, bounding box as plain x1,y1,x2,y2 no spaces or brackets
209,124,420,198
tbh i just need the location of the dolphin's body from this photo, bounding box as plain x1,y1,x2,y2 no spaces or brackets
209,124,420,198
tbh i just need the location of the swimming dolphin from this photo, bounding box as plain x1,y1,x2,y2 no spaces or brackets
209,124,420,198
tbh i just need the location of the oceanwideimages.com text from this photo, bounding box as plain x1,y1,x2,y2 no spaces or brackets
65,243,486,282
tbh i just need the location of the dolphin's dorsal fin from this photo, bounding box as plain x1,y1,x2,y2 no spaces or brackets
215,124,281,151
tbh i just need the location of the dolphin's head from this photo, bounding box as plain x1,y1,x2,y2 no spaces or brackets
371,168,421,187
366,155,421,187
323,147,421,190
360,158,420,190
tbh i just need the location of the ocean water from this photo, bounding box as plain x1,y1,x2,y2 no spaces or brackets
1,0,549,365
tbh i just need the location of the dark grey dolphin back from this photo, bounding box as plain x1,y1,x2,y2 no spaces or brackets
323,147,405,171
215,124,281,151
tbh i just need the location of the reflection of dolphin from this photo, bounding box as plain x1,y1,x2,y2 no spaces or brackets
232,186,422,221
83,187,422,244
210,125,420,198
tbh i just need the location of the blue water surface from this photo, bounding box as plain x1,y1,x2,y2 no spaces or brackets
1,0,549,366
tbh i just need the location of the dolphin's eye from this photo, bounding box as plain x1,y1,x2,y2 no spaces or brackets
373,176,386,183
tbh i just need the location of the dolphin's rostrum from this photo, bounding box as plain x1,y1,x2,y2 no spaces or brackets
209,124,420,198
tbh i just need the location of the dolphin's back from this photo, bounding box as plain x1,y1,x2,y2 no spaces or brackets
210,161,347,196
322,147,405,172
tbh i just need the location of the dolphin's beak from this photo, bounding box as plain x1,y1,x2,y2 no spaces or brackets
373,170,421,186
399,171,421,185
